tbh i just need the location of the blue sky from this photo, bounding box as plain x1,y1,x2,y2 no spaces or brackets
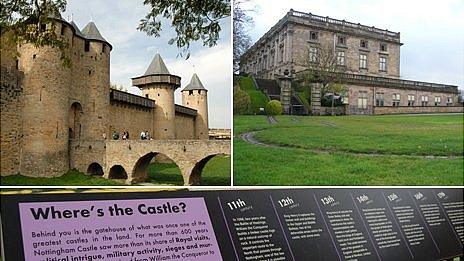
63,0,231,128
243,0,464,89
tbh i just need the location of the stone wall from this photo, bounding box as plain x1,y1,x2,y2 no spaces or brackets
175,113,195,139
108,102,154,140
240,10,402,80
0,67,24,176
320,106,346,116
346,84,459,115
69,140,106,174
18,43,71,177
373,106,463,115
291,24,401,78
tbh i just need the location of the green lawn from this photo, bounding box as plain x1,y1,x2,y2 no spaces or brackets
0,155,231,186
147,155,231,185
234,114,464,185
238,76,268,114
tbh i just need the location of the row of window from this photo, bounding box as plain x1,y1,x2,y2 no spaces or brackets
309,47,388,71
309,31,388,51
358,92,453,108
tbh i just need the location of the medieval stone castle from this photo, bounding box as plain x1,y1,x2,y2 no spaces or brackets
1,16,229,184
240,9,462,115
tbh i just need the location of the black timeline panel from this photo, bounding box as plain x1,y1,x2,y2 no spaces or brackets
409,189,463,258
313,189,379,261
269,189,339,261
216,190,294,261
432,188,464,245
382,189,442,260
351,189,413,260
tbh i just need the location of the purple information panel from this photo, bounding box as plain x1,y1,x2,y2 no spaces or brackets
18,197,222,261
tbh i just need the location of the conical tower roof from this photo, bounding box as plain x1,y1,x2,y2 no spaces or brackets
132,53,181,89
144,53,170,75
70,21,85,38
82,21,108,42
182,73,207,91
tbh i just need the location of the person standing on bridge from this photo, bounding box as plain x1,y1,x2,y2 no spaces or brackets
140,131,145,140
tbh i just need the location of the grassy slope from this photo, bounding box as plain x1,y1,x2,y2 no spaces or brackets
238,76,268,114
234,114,464,185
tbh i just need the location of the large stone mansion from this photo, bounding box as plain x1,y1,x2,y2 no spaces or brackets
240,9,462,115
1,16,229,184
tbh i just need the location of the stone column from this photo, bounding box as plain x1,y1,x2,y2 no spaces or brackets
278,70,293,114
311,83,322,115
286,27,294,66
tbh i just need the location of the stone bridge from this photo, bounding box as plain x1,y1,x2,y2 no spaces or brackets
70,140,230,185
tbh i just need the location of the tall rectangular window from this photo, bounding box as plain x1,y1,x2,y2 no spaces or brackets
376,92,384,106
337,35,346,46
360,40,368,48
380,43,388,52
310,31,319,41
408,94,415,106
337,51,345,66
359,54,367,69
421,96,428,106
392,93,400,106
357,91,368,109
84,40,90,52
446,97,453,106
379,57,387,71
309,47,318,63
434,96,441,106
280,47,284,62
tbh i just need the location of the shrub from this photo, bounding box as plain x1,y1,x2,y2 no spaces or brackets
265,100,283,115
233,88,251,114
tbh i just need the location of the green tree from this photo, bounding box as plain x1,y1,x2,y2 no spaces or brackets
301,44,347,115
0,0,69,65
233,87,251,114
138,0,230,58
265,100,282,116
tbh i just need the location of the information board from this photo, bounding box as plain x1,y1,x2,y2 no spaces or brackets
1,188,462,260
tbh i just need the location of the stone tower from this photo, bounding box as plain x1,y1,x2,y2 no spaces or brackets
18,18,73,177
10,16,112,177
182,74,209,140
132,54,181,139
80,22,112,141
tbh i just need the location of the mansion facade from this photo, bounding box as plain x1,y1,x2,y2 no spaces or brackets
240,9,462,115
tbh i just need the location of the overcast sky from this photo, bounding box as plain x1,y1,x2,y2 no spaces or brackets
63,0,231,128
243,0,464,89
